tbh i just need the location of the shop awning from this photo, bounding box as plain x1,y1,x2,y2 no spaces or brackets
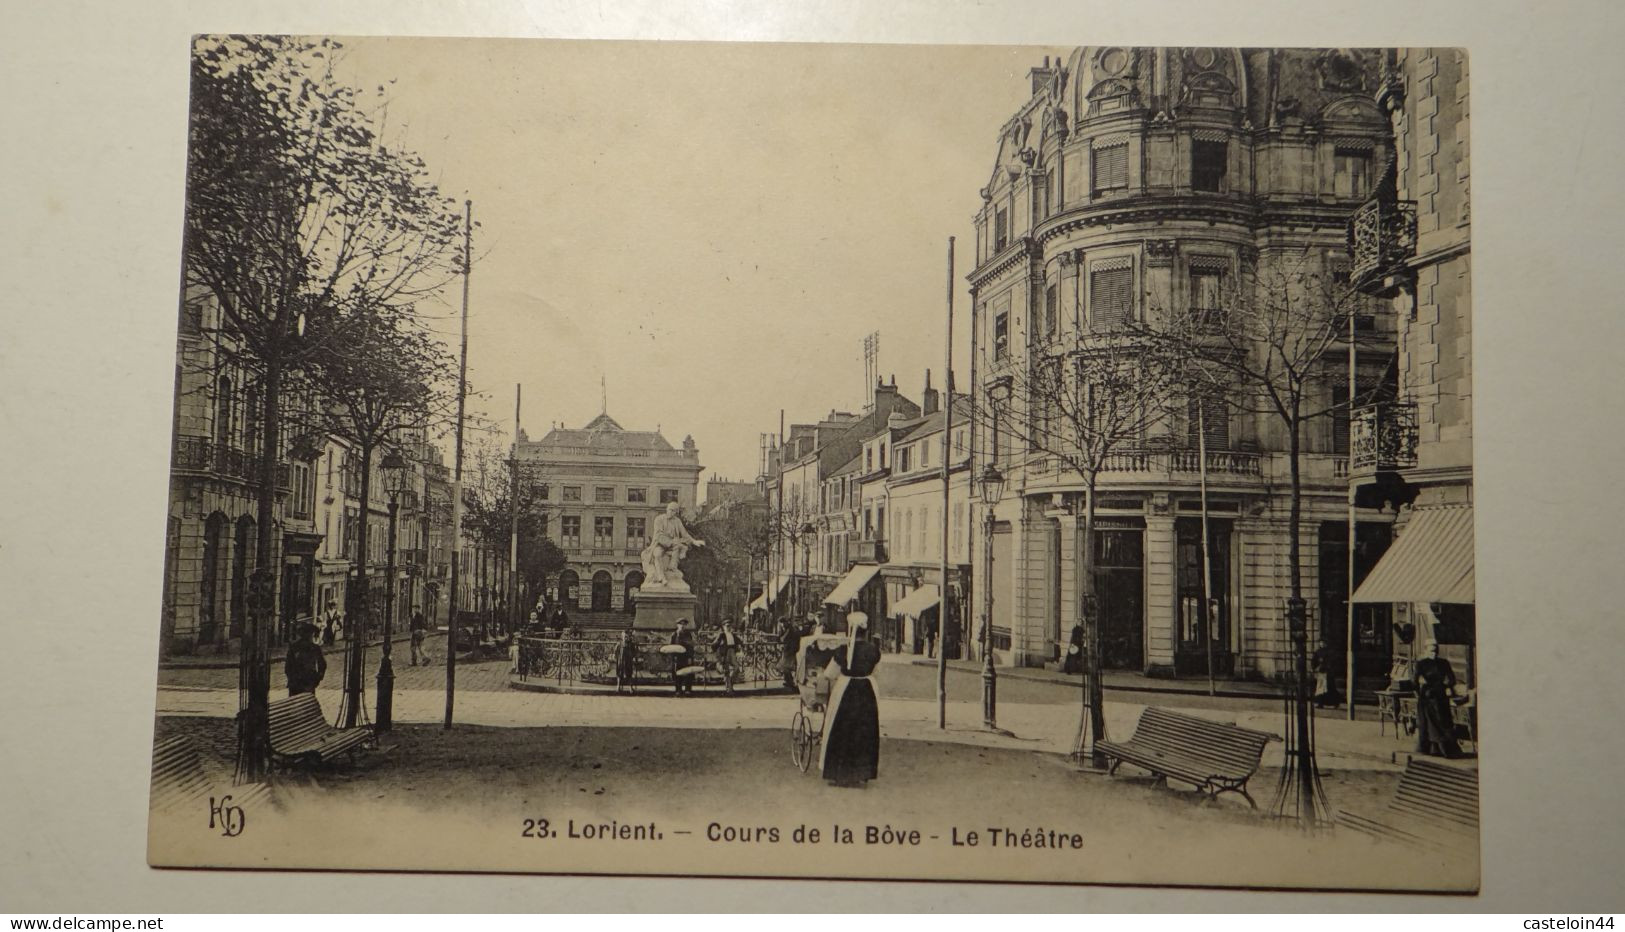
890,584,940,619
747,573,794,613
823,564,881,606
1352,506,1475,604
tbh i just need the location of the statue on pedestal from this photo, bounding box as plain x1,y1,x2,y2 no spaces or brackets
640,501,704,592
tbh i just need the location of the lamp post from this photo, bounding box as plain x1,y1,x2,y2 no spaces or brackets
978,462,1006,729
376,448,410,732
799,521,815,620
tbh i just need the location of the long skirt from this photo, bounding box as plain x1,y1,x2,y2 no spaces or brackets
819,675,879,785
1416,694,1462,757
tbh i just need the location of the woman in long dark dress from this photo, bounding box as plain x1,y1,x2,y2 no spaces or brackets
1413,641,1463,758
1061,622,1084,675
819,613,881,787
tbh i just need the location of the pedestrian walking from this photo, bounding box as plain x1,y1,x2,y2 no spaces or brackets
615,630,638,694
410,610,429,666
819,612,881,788
320,596,342,647
1062,621,1084,675
922,611,939,659
712,620,741,695
551,606,569,637
669,618,696,696
284,622,327,696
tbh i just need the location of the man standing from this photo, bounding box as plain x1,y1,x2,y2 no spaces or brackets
409,610,429,666
615,630,639,695
285,622,327,696
712,620,741,696
319,595,342,647
669,618,696,697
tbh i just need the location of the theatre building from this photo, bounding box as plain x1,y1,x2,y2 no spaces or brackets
516,412,702,615
969,47,1396,680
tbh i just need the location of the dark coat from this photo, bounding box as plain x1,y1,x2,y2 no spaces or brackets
285,640,327,695
615,639,638,680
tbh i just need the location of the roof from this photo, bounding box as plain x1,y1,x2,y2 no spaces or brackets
830,452,864,478
895,396,973,444
527,410,677,453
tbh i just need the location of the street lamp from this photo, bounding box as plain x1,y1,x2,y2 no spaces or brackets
978,462,1006,729
376,447,411,732
799,521,815,619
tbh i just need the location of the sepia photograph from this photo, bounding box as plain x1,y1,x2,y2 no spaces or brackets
145,36,1480,891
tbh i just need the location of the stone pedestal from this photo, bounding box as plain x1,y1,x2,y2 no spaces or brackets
632,588,698,631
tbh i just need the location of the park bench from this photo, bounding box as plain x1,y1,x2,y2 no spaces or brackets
150,734,269,812
1096,706,1274,808
268,693,372,769
1338,756,1479,850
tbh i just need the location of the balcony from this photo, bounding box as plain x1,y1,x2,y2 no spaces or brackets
855,538,888,564
173,436,291,490
1350,402,1419,474
1348,197,1417,295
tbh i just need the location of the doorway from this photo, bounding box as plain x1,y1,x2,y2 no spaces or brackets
1092,522,1144,670
1174,517,1234,677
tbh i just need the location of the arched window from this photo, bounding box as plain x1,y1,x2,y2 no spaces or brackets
591,570,613,613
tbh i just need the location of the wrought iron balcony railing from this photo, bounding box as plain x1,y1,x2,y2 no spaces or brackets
1350,401,1419,473
1349,197,1418,293
173,436,291,490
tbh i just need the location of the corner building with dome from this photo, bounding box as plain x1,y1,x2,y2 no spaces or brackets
968,47,1400,682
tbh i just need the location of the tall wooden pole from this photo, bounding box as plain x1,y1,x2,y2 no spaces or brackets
937,237,954,730
445,200,471,729
1347,293,1359,720
510,384,522,635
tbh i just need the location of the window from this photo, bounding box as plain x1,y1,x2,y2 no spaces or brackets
536,483,549,501
594,516,614,549
658,488,679,504
627,516,647,549
1332,384,1351,455
898,447,912,473
1043,283,1059,337
954,429,966,457
562,486,582,502
1333,147,1372,199
865,448,873,471
1092,143,1128,195
1190,266,1225,328
1186,394,1230,451
994,312,1010,359
561,516,581,549
994,207,1009,252
921,443,930,468
1090,264,1134,330
595,486,615,503
627,487,647,504
1191,139,1227,192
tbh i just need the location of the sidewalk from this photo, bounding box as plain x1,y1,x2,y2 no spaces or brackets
900,654,1286,700
159,630,446,670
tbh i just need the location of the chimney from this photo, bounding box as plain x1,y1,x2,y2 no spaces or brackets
1029,55,1055,95
921,368,939,416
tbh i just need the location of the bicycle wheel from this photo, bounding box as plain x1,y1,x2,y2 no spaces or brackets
790,709,813,772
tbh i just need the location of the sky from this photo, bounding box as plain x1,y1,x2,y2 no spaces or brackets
326,38,1062,489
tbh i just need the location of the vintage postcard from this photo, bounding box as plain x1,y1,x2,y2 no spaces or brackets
148,37,1476,891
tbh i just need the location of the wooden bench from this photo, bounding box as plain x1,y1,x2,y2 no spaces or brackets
150,734,270,812
1096,707,1274,808
268,693,372,769
1338,756,1479,850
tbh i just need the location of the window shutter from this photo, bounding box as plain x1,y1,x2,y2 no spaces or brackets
1091,266,1133,329
1093,144,1128,193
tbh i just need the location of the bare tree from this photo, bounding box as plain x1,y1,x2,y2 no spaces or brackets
987,332,1186,767
1133,248,1384,824
308,304,456,727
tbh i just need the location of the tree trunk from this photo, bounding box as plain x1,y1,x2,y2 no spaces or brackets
1074,476,1108,768
1287,405,1317,819
345,441,373,728
236,359,281,784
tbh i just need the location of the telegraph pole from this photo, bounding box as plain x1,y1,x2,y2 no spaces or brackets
445,200,472,729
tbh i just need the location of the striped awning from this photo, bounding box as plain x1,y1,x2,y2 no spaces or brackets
746,573,794,613
823,563,881,606
1352,506,1475,604
890,584,941,619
